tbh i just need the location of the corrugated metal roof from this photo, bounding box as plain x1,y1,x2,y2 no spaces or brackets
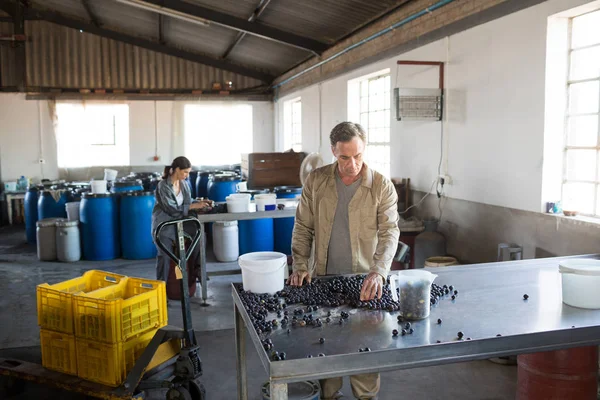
19,21,262,90
228,35,309,76
184,0,259,20
4,0,412,89
164,19,238,58
0,22,18,87
258,0,402,43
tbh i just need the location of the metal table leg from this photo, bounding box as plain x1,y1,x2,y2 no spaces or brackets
235,304,248,400
270,382,288,400
7,195,13,225
199,222,209,306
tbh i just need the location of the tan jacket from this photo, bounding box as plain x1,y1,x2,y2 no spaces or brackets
292,162,400,279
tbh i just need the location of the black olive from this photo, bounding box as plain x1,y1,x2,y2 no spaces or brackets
454,290,458,295
523,294,529,300
436,340,441,343
392,329,398,337
496,334,502,337
307,354,313,358
319,337,325,344
457,331,464,339
318,353,325,357
405,322,411,330
401,329,406,336
451,295,456,300
325,317,331,323
437,318,442,324
409,328,414,334
363,347,371,352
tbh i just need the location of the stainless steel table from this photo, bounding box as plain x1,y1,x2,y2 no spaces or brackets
232,254,600,400
194,209,296,305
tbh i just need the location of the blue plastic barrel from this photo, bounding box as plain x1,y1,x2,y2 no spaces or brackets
25,187,40,244
196,171,211,198
111,179,143,193
37,190,70,220
80,193,119,260
274,186,301,255
239,219,274,255
120,191,156,260
188,171,198,199
207,174,241,202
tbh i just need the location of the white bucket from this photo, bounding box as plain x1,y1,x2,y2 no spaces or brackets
239,252,287,294
65,202,80,222
104,169,118,181
90,180,107,194
226,193,251,213
255,194,277,211
559,259,600,309
236,181,248,192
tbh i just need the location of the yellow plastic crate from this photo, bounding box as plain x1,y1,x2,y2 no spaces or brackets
73,277,167,343
40,329,77,376
76,328,157,387
37,270,126,334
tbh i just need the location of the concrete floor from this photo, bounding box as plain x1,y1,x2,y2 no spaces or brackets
0,225,519,399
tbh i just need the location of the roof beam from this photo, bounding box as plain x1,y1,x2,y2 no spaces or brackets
222,0,271,60
115,0,328,54
81,0,100,27
26,6,275,83
158,13,164,44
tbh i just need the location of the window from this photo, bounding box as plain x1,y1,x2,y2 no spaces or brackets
349,72,391,177
184,103,253,166
562,10,600,215
283,97,302,151
56,103,129,167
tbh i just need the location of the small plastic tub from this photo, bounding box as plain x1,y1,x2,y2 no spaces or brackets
226,193,251,213
255,194,277,211
390,270,437,320
239,252,287,294
559,259,600,309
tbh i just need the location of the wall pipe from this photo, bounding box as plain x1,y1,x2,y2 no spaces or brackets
272,0,457,89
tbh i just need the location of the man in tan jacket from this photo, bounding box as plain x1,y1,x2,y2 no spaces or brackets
289,122,400,400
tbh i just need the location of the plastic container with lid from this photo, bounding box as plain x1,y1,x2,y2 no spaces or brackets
56,219,81,262
255,193,277,211
559,259,600,309
390,270,438,320
226,193,251,213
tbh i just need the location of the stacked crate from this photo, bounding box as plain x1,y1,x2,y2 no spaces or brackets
36,270,168,386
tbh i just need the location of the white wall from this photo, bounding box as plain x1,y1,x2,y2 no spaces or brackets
275,0,593,213
0,95,274,182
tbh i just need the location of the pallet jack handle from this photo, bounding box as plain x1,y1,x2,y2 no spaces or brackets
154,217,203,346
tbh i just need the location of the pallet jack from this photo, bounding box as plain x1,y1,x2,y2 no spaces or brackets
0,217,206,400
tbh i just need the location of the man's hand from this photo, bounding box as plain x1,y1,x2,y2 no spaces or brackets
360,272,384,301
287,270,311,287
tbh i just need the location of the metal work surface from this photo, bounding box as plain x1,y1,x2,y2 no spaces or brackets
194,209,296,223
195,209,296,304
233,254,600,399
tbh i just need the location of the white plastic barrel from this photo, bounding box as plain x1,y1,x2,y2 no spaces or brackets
239,252,287,294
56,220,81,262
65,201,80,222
213,221,239,262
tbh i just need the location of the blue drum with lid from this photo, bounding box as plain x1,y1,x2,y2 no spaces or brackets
25,186,40,244
80,192,119,260
120,191,156,259
38,190,70,220
207,173,241,202
195,171,211,199
111,179,143,193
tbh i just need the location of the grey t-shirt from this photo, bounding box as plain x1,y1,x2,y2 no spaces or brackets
326,172,362,275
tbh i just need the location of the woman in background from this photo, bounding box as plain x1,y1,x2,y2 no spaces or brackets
152,156,211,282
